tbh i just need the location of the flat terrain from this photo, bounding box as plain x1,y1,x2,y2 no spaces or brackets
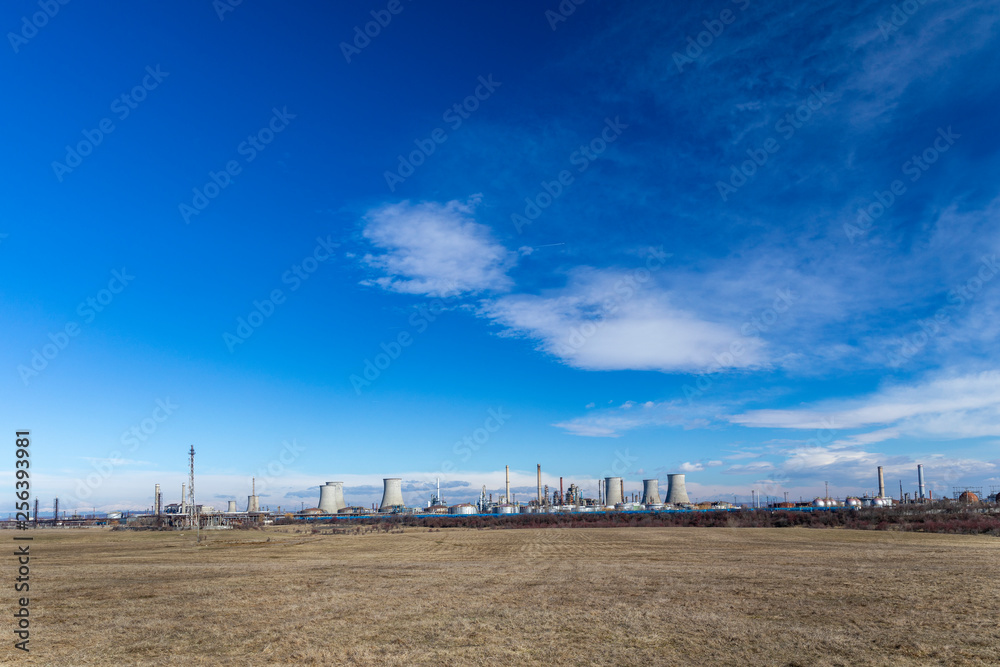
8,526,1000,665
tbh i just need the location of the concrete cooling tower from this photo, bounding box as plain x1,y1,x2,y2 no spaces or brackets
605,477,624,505
227,500,237,513
318,481,346,513
380,478,404,510
665,474,690,504
641,479,660,505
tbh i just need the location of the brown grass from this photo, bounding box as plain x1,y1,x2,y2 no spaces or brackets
10,526,1000,665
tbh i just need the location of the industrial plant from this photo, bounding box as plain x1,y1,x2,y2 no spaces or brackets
15,451,998,530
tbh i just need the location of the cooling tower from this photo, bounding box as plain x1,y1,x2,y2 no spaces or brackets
877,466,886,498
917,464,925,500
227,500,237,513
247,495,259,512
641,479,660,505
605,477,624,505
318,481,345,513
380,478,404,510
665,474,690,504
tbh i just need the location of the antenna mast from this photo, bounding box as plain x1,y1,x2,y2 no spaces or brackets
189,445,200,543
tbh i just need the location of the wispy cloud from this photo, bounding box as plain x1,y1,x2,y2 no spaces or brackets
361,196,517,297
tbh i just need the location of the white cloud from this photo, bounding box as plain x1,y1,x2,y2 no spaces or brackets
553,399,717,438
362,197,517,297
729,370,1000,440
482,267,765,373
678,461,703,472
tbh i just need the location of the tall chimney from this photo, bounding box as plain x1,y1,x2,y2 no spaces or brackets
536,464,541,504
505,465,510,504
917,464,925,500
620,479,625,505
559,477,563,504
181,483,186,514
154,483,161,516
877,466,886,498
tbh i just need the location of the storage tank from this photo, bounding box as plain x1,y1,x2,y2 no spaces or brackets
812,498,826,507
449,503,475,515
494,504,516,514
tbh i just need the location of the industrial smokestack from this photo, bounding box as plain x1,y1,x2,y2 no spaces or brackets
621,479,625,504
559,476,563,504
641,479,660,505
917,464,925,500
154,484,161,516
181,483,186,514
877,466,886,499
227,500,237,513
380,478,404,510
505,465,510,504
318,481,345,513
665,474,690,504
537,464,541,504
605,477,624,505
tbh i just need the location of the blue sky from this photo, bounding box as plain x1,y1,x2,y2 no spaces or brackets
3,0,1000,513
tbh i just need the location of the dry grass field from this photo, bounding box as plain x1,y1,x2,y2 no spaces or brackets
8,526,1000,666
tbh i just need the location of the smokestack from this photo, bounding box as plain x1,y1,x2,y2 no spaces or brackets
641,479,660,505
154,484,161,516
917,464,925,500
598,479,603,506
318,481,345,514
665,474,690,504
181,483,186,514
537,464,541,504
877,466,886,499
380,478,404,510
505,465,510,504
605,477,624,505
621,479,625,504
